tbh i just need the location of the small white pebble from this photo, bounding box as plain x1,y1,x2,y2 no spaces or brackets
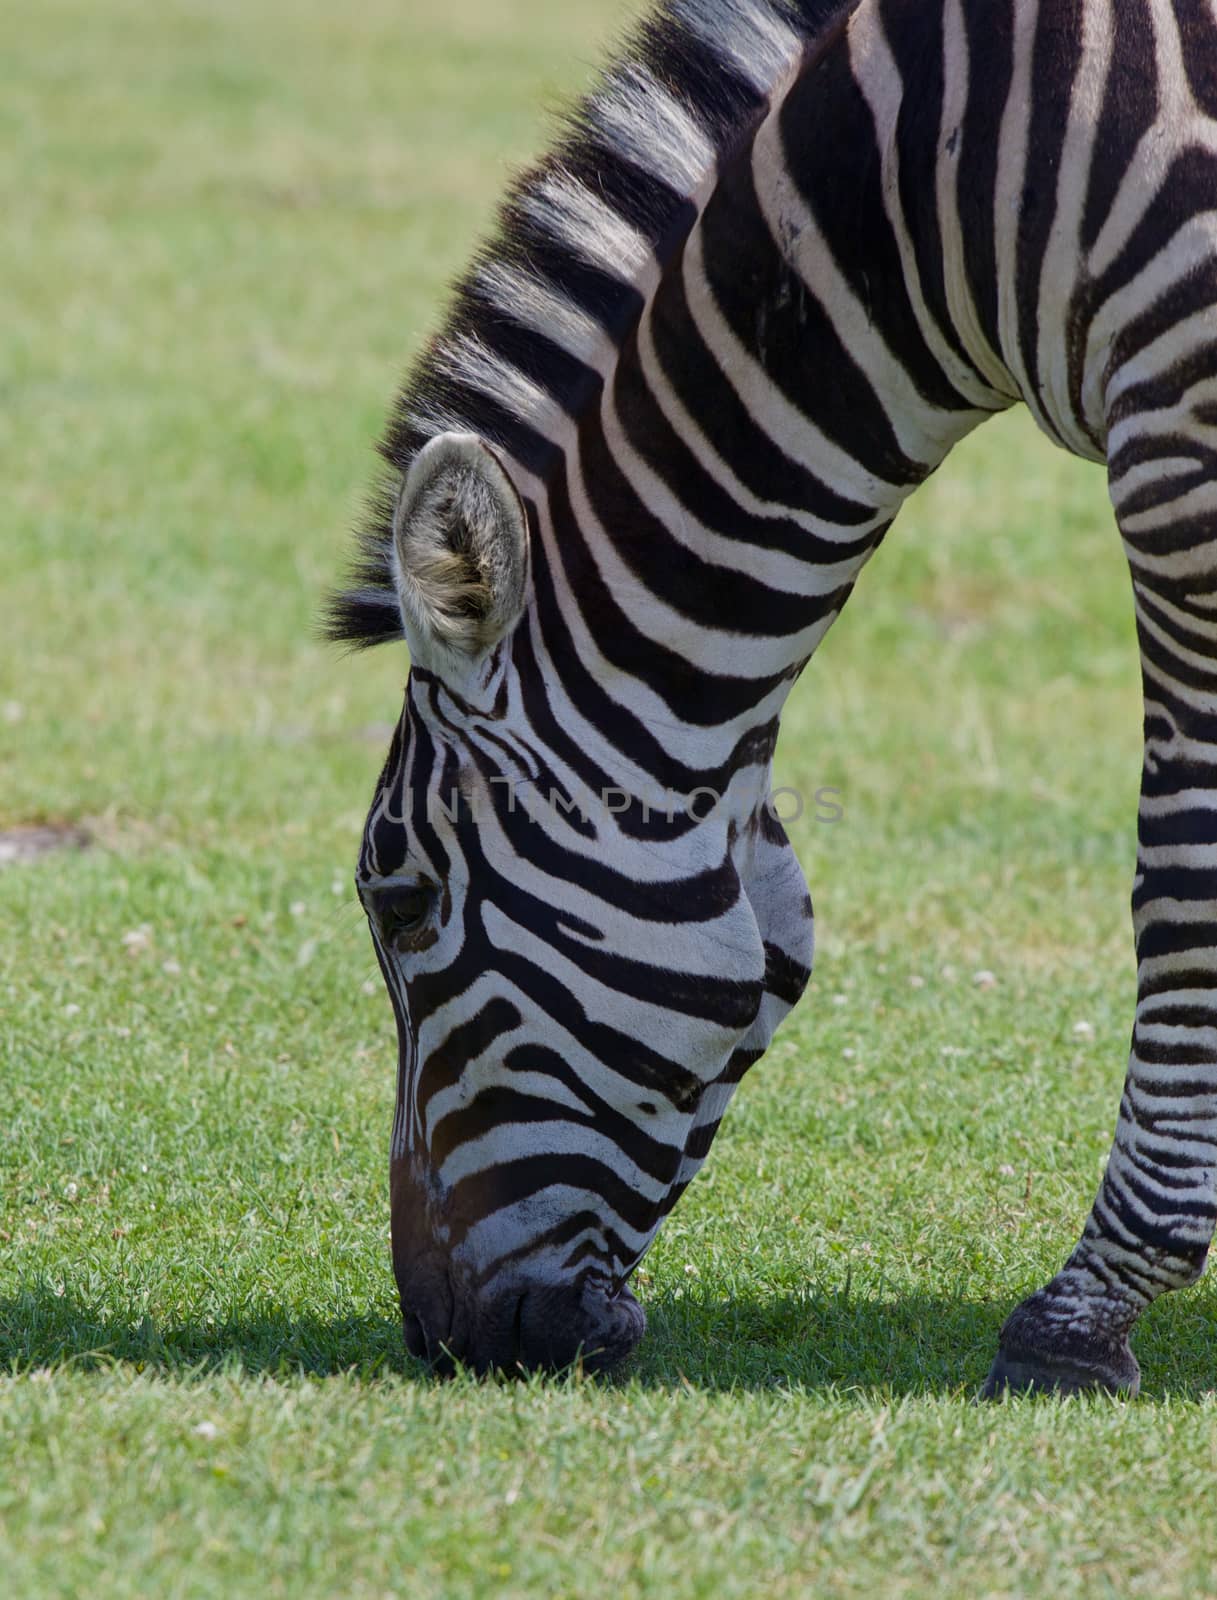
162,959,182,976
999,1164,1016,1178
684,1263,697,1276
64,1182,78,1200
330,879,345,897
832,992,847,1006
1073,1020,1095,1038
63,1003,81,1017
842,1047,855,1059
361,979,379,997
289,900,306,918
909,974,926,990
122,926,152,954
973,970,996,990
193,1421,219,1441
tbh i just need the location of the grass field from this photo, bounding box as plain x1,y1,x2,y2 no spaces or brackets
6,1,1217,1595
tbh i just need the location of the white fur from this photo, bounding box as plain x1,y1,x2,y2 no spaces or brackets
436,334,562,435
671,0,803,92
522,171,657,287
590,65,717,193
473,262,612,366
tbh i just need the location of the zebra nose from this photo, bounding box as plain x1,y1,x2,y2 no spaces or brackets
395,1251,457,1366
403,1278,646,1376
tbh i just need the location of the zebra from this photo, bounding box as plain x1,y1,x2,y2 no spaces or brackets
329,0,1217,1393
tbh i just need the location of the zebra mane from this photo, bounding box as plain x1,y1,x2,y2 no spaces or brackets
326,0,851,648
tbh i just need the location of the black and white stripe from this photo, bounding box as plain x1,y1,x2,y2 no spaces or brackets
332,0,1217,1387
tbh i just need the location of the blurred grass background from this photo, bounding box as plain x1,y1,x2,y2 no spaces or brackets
4,1,1215,1596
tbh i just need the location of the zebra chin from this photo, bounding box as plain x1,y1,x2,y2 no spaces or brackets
398,1272,647,1377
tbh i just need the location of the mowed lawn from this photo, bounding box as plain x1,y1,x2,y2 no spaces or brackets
6,0,1217,1594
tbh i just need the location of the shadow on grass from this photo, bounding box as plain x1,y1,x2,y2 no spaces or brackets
633,1280,1217,1400
0,1279,1004,1394
4,1280,1215,1397
632,1282,1005,1395
0,1286,420,1381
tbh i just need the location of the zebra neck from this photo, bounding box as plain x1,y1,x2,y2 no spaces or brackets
512,0,1024,780
335,0,1131,673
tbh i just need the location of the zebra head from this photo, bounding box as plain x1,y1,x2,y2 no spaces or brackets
358,432,815,1374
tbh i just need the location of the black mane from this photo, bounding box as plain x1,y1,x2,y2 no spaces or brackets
326,0,849,648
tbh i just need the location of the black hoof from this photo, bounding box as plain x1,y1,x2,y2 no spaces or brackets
982,1296,1141,1399
981,1288,1142,1400
982,1341,1140,1398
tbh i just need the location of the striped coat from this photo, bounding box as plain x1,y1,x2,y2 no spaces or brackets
331,0,1217,1392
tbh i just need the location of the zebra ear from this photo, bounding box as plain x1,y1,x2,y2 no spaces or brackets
392,432,529,657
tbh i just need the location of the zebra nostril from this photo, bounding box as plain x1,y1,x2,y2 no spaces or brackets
402,1308,429,1361
510,1291,529,1371
500,1280,646,1375
403,1308,459,1376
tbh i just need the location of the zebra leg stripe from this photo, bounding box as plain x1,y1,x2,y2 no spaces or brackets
988,412,1217,1397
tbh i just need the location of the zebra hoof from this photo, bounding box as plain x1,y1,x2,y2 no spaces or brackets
982,1345,1140,1398
981,1307,1140,1399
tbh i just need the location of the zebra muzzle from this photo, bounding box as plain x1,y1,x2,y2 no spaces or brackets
400,1271,646,1377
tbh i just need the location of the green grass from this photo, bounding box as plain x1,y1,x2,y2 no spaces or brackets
5,1,1217,1595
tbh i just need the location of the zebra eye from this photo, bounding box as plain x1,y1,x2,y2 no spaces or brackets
372,883,437,951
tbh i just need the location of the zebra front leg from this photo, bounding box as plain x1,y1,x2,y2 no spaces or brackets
986,503,1217,1395
984,852,1217,1397
985,786,1217,1395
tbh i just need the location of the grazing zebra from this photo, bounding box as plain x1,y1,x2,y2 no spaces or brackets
330,0,1217,1393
